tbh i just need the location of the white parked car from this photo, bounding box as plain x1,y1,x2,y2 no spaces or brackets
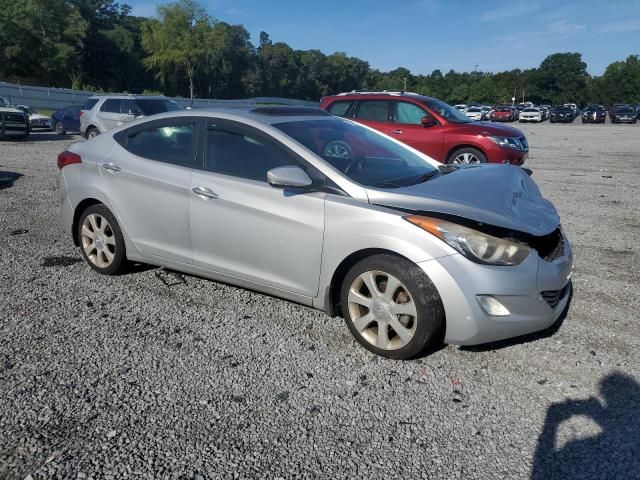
519,107,544,123
16,105,51,130
454,104,468,112
464,107,483,121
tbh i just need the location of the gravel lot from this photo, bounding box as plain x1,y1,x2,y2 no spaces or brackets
1,123,639,480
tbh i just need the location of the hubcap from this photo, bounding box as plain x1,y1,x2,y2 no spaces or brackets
453,152,480,164
55,122,64,134
347,270,417,350
81,214,116,268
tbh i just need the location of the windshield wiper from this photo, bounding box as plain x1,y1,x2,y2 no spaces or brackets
412,170,441,184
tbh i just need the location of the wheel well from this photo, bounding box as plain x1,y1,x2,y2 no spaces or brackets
326,248,410,317
445,144,486,163
85,125,98,138
72,198,102,246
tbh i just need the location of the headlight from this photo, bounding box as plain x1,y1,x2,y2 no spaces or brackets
405,215,531,266
486,135,523,150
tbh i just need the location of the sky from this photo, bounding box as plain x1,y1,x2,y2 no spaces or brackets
128,0,640,75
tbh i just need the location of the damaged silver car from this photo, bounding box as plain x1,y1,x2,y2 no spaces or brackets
57,106,572,359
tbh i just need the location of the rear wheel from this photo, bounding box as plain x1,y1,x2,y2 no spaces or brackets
447,147,487,165
77,204,126,275
340,254,445,360
86,127,99,139
54,121,66,135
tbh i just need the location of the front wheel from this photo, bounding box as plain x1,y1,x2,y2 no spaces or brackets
77,204,126,275
447,147,487,165
340,254,445,360
55,121,66,135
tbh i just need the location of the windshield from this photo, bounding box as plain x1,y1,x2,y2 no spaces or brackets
523,108,538,112
466,108,481,112
274,118,438,188
423,99,472,123
615,107,634,113
135,99,182,116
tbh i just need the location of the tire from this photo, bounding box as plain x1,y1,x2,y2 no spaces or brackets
54,121,66,135
86,127,99,139
446,146,487,165
77,204,126,275
340,254,445,360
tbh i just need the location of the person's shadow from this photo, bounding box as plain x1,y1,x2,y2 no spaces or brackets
531,372,640,479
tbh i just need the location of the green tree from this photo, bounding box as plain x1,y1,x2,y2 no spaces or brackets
536,53,589,105
141,0,211,101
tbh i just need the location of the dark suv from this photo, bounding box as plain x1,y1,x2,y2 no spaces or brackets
320,92,528,165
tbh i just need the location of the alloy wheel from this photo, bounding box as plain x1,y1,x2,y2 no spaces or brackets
81,213,116,268
323,141,351,159
347,270,417,350
55,122,65,135
453,152,481,164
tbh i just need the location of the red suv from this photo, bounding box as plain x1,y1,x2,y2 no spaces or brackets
320,92,528,165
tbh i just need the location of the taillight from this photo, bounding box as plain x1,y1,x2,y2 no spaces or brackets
57,151,81,169
79,111,84,117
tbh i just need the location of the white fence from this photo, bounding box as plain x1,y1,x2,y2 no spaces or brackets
0,81,317,111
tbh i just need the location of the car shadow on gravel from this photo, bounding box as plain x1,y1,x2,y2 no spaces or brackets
531,371,640,479
27,132,79,142
0,171,23,190
458,286,573,353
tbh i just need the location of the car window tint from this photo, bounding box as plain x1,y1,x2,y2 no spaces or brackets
355,101,389,122
125,122,196,166
100,99,120,113
120,99,138,114
83,99,99,110
396,102,427,124
327,101,352,117
205,124,296,182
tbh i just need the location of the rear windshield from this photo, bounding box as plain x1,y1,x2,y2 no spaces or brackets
135,99,181,116
82,98,99,110
615,107,634,113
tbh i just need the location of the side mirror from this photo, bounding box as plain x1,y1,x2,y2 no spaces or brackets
421,115,437,127
267,166,313,188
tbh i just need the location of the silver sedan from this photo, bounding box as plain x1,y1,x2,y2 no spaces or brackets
57,106,572,359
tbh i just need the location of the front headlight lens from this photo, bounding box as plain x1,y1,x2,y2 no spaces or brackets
406,215,531,266
487,135,522,150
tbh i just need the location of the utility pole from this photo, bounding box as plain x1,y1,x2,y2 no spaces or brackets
403,77,407,92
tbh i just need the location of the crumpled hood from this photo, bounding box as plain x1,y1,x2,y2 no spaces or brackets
367,164,560,236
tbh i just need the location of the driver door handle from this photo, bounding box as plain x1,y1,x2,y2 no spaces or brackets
391,129,403,134
192,186,219,200
101,163,121,172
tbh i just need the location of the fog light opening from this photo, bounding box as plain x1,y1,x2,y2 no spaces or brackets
476,295,510,317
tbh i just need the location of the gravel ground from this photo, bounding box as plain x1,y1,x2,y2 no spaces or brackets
1,123,639,480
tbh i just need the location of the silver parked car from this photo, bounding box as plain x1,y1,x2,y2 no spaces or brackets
79,94,182,139
58,106,572,359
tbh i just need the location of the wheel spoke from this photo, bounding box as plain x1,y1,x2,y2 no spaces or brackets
376,324,390,349
361,271,382,298
103,248,114,262
391,299,417,317
348,289,372,308
84,242,96,255
382,275,401,301
104,234,115,246
81,224,94,240
353,312,375,333
97,216,108,233
88,215,99,232
389,317,414,346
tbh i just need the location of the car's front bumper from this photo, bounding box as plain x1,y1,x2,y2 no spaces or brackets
418,236,573,345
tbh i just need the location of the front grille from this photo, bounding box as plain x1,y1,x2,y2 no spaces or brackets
4,113,26,123
541,283,571,309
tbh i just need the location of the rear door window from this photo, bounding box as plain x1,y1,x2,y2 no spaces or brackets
355,101,390,122
100,99,121,113
123,120,197,167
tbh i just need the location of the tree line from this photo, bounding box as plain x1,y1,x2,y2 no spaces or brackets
1,0,640,106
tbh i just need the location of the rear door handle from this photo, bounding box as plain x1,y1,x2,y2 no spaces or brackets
101,163,121,172
192,187,219,200
391,129,403,134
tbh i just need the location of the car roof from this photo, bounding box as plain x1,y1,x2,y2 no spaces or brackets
89,94,169,100
110,106,334,126
325,91,435,103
